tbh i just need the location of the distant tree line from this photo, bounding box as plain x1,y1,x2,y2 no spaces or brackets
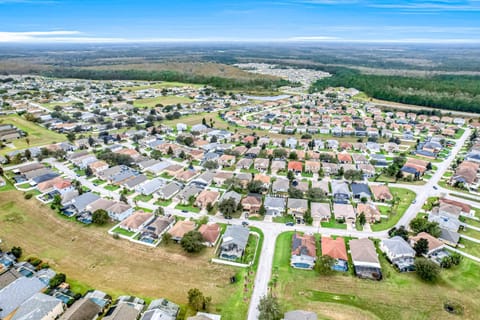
309,68,480,113
42,68,292,91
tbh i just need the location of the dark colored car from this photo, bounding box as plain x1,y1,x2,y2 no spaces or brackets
285,222,295,226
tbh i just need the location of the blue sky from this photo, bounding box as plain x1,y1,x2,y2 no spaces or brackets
1,0,480,43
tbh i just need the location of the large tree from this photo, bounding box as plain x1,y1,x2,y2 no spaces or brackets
414,258,440,282
92,209,109,225
180,231,205,253
413,238,429,256
258,294,282,320
219,197,237,218
315,255,336,275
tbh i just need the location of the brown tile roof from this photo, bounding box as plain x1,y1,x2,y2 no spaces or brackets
198,223,220,244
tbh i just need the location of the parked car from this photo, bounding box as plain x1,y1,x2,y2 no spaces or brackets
285,222,295,226
433,186,438,190
242,221,249,226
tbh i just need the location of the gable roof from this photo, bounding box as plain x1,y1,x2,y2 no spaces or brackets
381,236,415,256
60,298,101,320
198,223,220,244
11,293,63,320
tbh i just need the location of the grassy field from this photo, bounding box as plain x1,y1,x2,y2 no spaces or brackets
123,81,204,91
0,190,249,319
133,95,194,107
271,231,480,320
40,101,73,111
0,115,66,155
370,187,416,231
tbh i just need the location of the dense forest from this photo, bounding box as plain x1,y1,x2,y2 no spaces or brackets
41,68,293,91
310,68,480,113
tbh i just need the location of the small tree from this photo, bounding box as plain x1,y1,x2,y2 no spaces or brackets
315,255,335,275
413,238,429,256
415,257,440,282
187,288,212,311
49,273,66,288
92,209,109,225
155,206,165,216
180,231,205,253
258,294,282,320
162,232,172,245
304,210,313,225
358,213,366,226
11,246,22,258
259,204,266,216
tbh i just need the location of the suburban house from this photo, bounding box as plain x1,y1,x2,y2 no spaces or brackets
10,292,64,320
213,171,234,186
175,185,203,205
288,161,303,174
321,236,348,272
271,178,290,196
428,202,462,232
370,184,393,202
270,160,286,174
351,183,371,200
241,194,263,215
220,190,242,206
310,202,331,222
333,203,356,224
139,215,175,243
107,202,134,221
119,211,154,233
135,178,165,195
331,180,351,203
287,198,309,224
410,232,445,257
59,297,101,320
198,223,221,247
290,233,317,270
195,190,220,209
254,158,270,172
349,238,382,280
220,225,250,261
157,181,182,200
168,220,196,242
236,158,253,170
141,299,179,320
263,196,286,216
356,203,381,223
305,160,320,173
380,236,415,272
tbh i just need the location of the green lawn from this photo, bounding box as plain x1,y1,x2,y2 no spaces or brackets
92,179,106,185
458,238,480,258
271,231,480,320
0,115,66,155
16,182,32,189
155,199,172,207
40,101,73,111
133,96,193,108
371,187,416,231
122,81,204,91
321,218,347,229
0,178,16,192
111,226,135,237
175,203,200,213
273,215,295,224
104,184,120,191
134,194,154,202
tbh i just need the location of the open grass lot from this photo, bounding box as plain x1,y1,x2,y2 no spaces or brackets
40,101,74,111
0,190,249,319
133,95,194,107
272,231,480,320
0,115,66,155
123,81,204,91
370,187,416,231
